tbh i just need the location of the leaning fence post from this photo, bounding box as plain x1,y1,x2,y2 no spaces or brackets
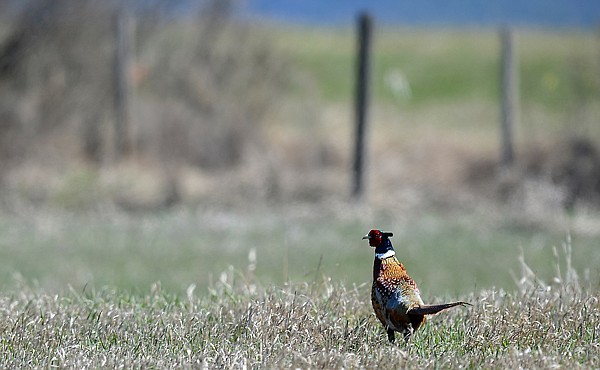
500,27,518,168
352,12,372,200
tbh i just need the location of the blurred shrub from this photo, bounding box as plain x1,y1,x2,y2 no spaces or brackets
0,0,291,169
0,0,114,163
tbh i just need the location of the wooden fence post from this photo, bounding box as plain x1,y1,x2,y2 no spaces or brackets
352,12,372,200
113,9,133,161
500,27,518,168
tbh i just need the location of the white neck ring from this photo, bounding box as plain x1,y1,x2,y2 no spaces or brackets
376,250,395,259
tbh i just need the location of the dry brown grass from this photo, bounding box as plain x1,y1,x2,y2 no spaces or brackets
0,244,597,368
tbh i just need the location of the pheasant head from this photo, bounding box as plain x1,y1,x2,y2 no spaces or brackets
363,229,395,258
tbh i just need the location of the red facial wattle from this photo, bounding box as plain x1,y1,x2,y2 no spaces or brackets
365,229,383,247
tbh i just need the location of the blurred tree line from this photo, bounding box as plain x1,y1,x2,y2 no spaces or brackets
0,0,290,170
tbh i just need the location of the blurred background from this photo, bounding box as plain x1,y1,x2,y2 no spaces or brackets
0,0,599,296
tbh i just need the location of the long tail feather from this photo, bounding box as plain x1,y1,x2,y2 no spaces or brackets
408,301,471,315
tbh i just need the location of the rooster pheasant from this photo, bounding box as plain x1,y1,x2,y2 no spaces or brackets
364,229,470,343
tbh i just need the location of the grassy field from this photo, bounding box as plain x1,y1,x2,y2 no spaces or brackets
0,206,599,297
274,27,600,143
276,27,600,107
0,251,597,368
